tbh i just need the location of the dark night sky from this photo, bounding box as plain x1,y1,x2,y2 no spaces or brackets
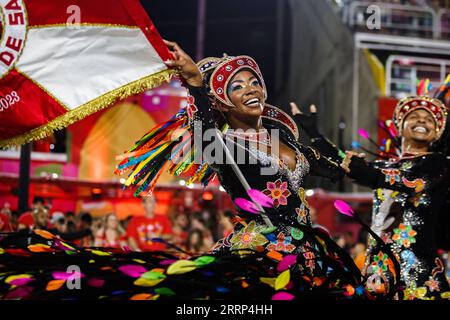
140,0,290,103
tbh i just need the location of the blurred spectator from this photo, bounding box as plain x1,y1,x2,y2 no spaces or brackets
343,231,355,252
335,235,347,250
218,210,234,239
351,242,367,271
335,232,357,254
51,212,67,233
190,212,214,249
0,203,13,232
94,213,127,248
17,196,46,230
32,207,92,242
31,207,51,230
9,211,19,231
126,196,172,251
65,211,77,233
171,213,190,248
121,215,133,231
76,212,94,246
186,229,210,254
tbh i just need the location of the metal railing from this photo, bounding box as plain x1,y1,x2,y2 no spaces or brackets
346,1,450,39
437,9,450,39
386,55,450,98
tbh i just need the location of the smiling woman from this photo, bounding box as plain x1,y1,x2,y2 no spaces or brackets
113,40,375,299
308,92,450,299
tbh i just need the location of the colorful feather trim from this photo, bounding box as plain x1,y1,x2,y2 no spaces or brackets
115,109,227,196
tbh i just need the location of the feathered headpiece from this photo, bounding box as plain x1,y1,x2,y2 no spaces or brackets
392,76,449,139
206,55,267,107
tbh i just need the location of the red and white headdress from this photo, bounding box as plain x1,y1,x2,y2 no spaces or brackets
393,96,447,139
208,55,267,107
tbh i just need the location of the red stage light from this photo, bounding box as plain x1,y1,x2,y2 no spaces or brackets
91,188,102,195
202,192,213,201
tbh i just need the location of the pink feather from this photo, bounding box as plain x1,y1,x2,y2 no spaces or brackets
333,200,355,217
272,292,295,300
9,277,34,286
52,271,85,280
234,198,260,214
357,128,369,140
118,265,147,278
247,189,274,208
277,254,297,272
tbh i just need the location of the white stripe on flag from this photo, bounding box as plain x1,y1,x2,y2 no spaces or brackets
16,26,167,109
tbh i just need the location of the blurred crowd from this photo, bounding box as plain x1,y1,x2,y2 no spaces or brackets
0,196,234,255
1,196,449,283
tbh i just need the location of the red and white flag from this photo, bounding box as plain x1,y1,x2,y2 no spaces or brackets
0,0,174,148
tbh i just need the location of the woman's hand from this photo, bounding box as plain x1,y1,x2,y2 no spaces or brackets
340,151,366,174
164,40,203,87
290,102,320,138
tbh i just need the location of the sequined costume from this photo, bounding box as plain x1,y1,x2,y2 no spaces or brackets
189,84,342,263
350,153,450,299
298,94,450,299
182,56,369,286
0,56,371,300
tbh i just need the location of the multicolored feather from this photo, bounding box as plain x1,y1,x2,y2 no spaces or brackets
115,109,227,196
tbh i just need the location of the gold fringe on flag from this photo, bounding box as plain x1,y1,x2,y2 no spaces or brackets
0,69,178,149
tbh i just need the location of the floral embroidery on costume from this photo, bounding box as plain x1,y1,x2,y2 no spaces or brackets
290,227,304,241
425,276,440,292
186,95,198,120
297,188,310,208
266,232,296,253
381,169,401,185
370,252,389,275
229,221,268,251
380,232,393,244
366,273,389,294
402,177,426,193
409,193,428,208
300,241,316,273
400,161,413,170
262,179,291,207
295,207,308,224
392,223,417,248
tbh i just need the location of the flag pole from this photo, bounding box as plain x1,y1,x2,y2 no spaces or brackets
196,0,207,61
213,129,274,228
18,144,31,214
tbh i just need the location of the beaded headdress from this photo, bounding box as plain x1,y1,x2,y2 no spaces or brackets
393,76,449,139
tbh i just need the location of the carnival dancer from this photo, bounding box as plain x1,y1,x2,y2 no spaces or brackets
291,82,450,299
0,41,380,300
112,39,379,298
